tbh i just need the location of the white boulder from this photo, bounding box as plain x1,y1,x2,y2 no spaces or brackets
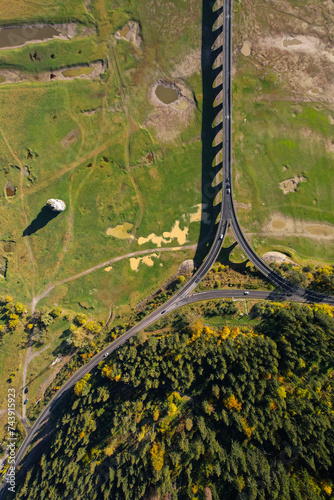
46,199,66,212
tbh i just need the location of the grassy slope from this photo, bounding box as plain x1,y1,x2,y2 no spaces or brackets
232,0,334,262
0,37,106,73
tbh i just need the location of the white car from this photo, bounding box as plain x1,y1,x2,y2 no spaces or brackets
103,352,109,358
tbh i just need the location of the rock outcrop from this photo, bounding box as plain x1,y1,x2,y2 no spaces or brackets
46,199,66,212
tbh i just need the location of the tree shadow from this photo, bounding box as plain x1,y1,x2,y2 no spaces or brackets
23,206,60,236
194,0,224,268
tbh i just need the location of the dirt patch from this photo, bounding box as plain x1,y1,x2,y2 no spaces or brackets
264,213,334,240
106,222,134,240
104,266,113,272
115,21,141,49
279,175,306,194
272,219,286,229
240,41,251,56
145,79,195,142
305,225,334,237
172,48,201,79
262,251,296,265
0,61,106,85
283,38,302,48
0,23,76,50
61,129,78,148
234,201,252,211
246,31,334,102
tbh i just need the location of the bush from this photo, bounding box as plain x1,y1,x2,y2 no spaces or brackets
85,321,102,334
50,307,62,318
74,314,87,326
40,314,53,327
14,303,25,314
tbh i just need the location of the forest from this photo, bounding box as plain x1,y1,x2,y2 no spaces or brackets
14,301,334,500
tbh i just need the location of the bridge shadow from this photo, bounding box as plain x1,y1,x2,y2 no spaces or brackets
23,206,60,236
193,0,224,268
216,241,250,274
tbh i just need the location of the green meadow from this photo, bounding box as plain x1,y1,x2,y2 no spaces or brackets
0,0,203,319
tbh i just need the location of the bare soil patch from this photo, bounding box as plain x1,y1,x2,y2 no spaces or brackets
0,61,106,85
115,21,142,49
279,175,306,194
145,79,195,142
264,213,334,240
262,251,296,265
61,129,78,148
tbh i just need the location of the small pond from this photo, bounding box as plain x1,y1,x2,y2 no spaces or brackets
155,85,178,104
62,67,94,78
5,181,16,197
0,25,60,49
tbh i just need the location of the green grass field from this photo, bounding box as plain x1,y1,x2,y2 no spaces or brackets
0,0,203,319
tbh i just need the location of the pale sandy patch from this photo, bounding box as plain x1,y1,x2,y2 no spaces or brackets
259,35,334,61
130,253,159,271
163,220,188,245
104,266,113,272
138,220,188,247
241,41,251,57
138,234,165,247
190,204,202,223
107,222,134,239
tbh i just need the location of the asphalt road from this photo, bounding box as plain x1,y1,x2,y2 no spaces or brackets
1,0,333,495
